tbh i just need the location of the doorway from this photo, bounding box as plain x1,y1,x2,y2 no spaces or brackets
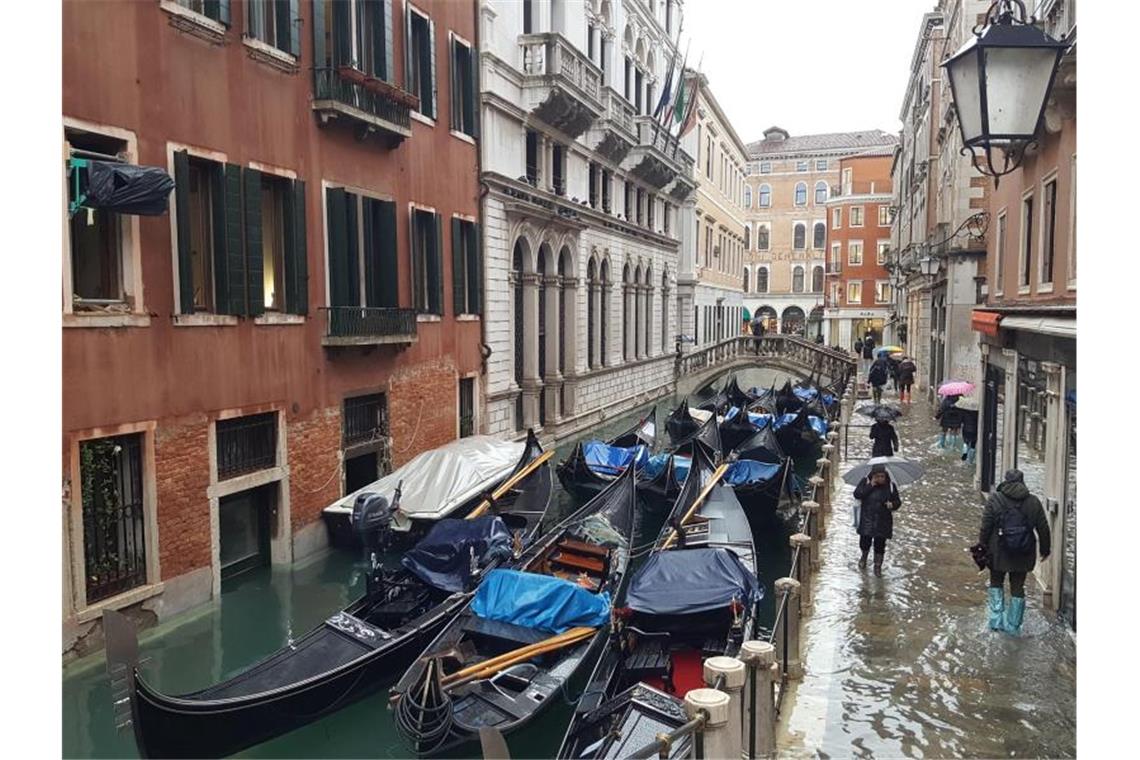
219,484,274,582
981,363,1005,493
345,450,380,495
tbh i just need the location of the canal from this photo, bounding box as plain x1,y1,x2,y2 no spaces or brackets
62,367,803,759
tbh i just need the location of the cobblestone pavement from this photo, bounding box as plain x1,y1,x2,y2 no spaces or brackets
778,393,1076,759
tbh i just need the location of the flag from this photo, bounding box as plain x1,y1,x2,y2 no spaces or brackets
678,69,701,137
672,73,688,125
654,37,687,124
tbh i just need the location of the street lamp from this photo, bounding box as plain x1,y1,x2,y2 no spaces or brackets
918,256,941,277
942,0,1070,182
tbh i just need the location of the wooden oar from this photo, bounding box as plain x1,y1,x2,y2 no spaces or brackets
466,450,555,520
660,462,730,550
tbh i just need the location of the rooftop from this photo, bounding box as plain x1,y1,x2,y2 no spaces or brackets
746,128,898,158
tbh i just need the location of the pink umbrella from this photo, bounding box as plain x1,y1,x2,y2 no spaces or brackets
938,380,975,396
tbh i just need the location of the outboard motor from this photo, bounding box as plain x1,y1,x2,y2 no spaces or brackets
352,482,399,596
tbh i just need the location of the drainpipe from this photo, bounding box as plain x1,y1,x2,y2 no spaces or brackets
474,1,492,434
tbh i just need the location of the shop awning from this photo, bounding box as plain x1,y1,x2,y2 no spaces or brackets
971,309,1002,336
741,307,752,322
999,315,1076,338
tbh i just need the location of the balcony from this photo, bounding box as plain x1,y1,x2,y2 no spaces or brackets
320,307,418,347
623,115,695,193
588,88,637,164
826,262,842,275
312,67,415,145
519,33,603,139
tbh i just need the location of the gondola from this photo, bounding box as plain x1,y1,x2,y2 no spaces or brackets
723,374,757,409
390,466,639,757
556,446,763,760
771,406,828,464
103,431,554,760
640,414,722,508
664,398,701,444
556,407,656,501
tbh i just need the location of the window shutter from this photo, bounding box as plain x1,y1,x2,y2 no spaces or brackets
383,0,394,82
449,36,459,132
345,193,360,306
433,212,444,315
412,209,425,312
451,217,464,314
404,4,413,94
326,187,353,308
427,18,437,119
222,164,246,315
468,222,482,315
466,43,478,139
204,1,230,27
286,0,301,58
332,0,352,67
243,168,264,317
363,198,382,307
365,0,385,78
283,179,308,314
173,150,195,314
376,199,398,307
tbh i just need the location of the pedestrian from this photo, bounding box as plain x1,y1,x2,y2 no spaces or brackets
815,332,824,344
897,357,916,403
978,469,1051,633
935,394,962,449
960,406,979,464
853,464,902,576
868,355,890,405
887,354,901,393
853,337,863,360
869,419,899,458
750,317,764,355
861,335,875,374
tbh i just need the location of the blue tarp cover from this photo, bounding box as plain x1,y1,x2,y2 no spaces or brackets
724,408,775,428
626,548,762,616
644,453,691,484
793,387,837,406
471,569,611,634
725,460,782,486
401,516,511,593
774,413,827,439
582,441,649,475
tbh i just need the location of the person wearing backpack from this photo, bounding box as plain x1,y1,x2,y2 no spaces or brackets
868,356,890,404
978,469,1051,634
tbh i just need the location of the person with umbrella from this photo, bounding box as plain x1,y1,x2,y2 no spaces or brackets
750,316,765,355
935,394,963,449
897,356,917,403
869,417,899,458
978,469,1051,633
853,463,902,576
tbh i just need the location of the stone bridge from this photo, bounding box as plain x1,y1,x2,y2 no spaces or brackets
674,335,857,398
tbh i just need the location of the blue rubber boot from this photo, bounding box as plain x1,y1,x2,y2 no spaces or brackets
938,432,946,448
1004,596,1026,634
967,446,976,464
987,587,1005,630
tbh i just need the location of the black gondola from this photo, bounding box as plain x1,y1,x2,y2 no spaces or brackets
556,407,656,502
773,406,826,464
390,466,639,757
719,404,761,454
664,398,701,443
640,414,722,508
557,446,763,759
103,431,554,760
723,374,757,409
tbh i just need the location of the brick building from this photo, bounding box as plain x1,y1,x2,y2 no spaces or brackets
742,127,896,338
63,0,481,659
822,149,895,349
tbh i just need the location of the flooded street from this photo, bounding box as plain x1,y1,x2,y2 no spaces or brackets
779,392,1076,758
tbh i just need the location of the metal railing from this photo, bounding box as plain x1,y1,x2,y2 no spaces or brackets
321,306,417,342
519,32,602,106
81,434,148,603
217,412,278,480
633,115,694,175
313,67,413,131
676,334,857,387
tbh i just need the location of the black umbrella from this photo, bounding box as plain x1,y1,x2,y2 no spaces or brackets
856,404,903,422
842,456,925,486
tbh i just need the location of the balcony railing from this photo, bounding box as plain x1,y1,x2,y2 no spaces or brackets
312,67,414,142
602,88,635,139
519,33,602,137
625,115,695,190
826,262,842,274
321,306,418,347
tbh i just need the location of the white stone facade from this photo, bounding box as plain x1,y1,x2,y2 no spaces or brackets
478,0,694,439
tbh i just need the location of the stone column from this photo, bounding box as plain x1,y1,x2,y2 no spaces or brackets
684,689,734,760
740,641,778,759
703,657,746,760
1041,361,1064,609
521,272,542,427
561,276,580,416
589,281,601,369
624,283,635,361
543,275,562,422
634,283,643,359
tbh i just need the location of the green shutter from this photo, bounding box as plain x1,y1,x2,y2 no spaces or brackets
222,163,245,315
283,179,308,314
173,150,195,314
412,210,424,312
377,200,398,307
404,3,413,95
427,18,437,119
364,0,385,78
464,44,477,138
449,37,459,132
285,0,301,58
204,1,230,26
326,187,353,308
332,0,352,67
383,0,394,83
243,168,264,317
363,198,380,307
345,193,360,306
312,0,326,68
451,217,464,314
468,222,482,315
433,212,444,315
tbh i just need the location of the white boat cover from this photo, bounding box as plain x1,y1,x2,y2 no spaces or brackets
323,436,525,532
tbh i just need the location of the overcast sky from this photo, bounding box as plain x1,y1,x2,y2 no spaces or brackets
680,0,936,143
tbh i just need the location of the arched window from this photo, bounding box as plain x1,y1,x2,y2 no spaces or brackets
812,265,824,292
512,241,525,430
792,265,805,293
757,266,769,293
794,182,807,206
743,186,752,208
744,225,751,250
813,221,826,249
793,223,806,250
758,184,771,208
815,181,828,204
743,267,750,292
757,224,769,251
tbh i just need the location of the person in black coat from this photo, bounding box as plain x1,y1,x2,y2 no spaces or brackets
960,407,979,463
853,465,902,576
869,420,899,458
978,469,1051,633
935,394,963,449
897,357,917,403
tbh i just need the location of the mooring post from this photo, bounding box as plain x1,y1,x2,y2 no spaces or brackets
801,498,823,541
789,533,814,610
808,474,827,511
703,657,746,759
684,688,731,760
774,577,803,679
740,641,779,759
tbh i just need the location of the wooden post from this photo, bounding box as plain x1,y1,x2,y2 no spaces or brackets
774,577,802,679
790,533,813,611
740,641,778,759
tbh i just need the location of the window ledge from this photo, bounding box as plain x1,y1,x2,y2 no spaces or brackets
449,129,476,145
173,313,240,327
76,582,165,624
1037,281,1054,293
410,111,437,127
456,313,481,322
242,36,299,74
1018,286,1032,295
63,313,151,329
159,0,227,45
1067,279,1076,291
254,313,306,326
416,314,442,323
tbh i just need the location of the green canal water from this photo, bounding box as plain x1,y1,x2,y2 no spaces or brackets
62,368,804,758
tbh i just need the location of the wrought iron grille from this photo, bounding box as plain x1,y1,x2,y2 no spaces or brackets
217,413,278,480
323,306,417,340
343,393,388,447
459,378,475,438
81,434,146,603
313,67,412,129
